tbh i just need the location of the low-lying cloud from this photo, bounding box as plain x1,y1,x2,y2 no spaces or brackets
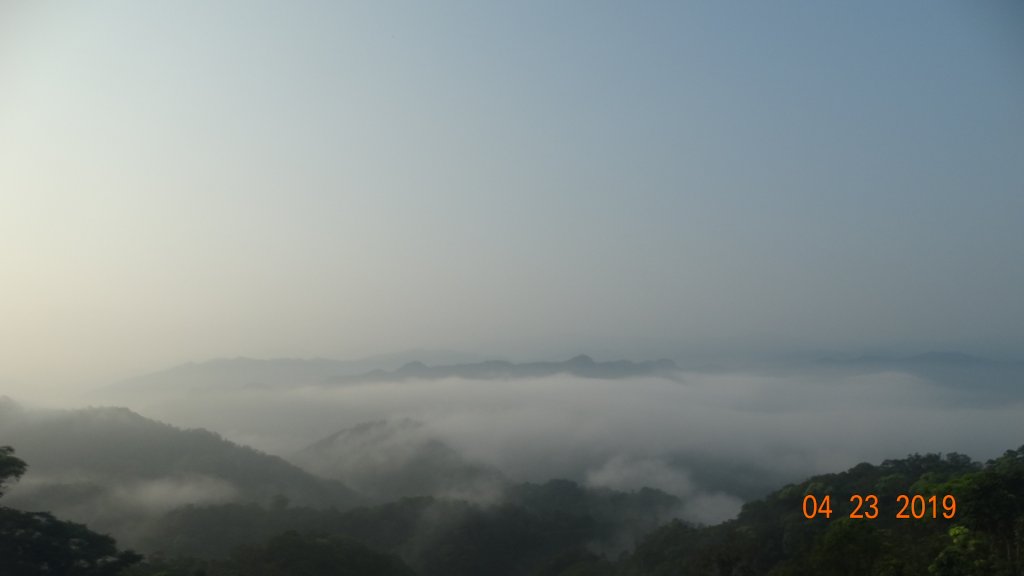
100,367,1024,525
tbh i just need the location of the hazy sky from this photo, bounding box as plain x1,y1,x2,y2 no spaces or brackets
2,2,1022,391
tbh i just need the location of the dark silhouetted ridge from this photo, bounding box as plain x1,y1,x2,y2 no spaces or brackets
328,355,681,385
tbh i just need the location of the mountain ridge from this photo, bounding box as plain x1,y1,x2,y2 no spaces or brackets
328,355,682,385
0,400,360,545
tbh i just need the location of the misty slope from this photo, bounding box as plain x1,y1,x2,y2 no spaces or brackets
90,354,690,459
137,479,684,572
0,400,357,543
328,355,682,385
292,419,506,502
124,447,1024,576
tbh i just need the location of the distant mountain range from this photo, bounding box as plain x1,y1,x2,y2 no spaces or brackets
328,355,682,385
99,353,683,398
100,349,1024,397
100,349,498,396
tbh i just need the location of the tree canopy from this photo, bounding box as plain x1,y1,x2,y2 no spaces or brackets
0,445,27,498
0,446,141,576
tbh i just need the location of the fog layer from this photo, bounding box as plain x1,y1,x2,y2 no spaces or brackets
97,367,1023,524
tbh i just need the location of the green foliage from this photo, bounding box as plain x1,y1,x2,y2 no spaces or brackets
126,532,415,576
230,531,415,576
0,446,141,576
0,508,142,575
808,519,883,576
138,481,681,576
4,407,357,510
944,447,1024,575
0,445,27,498
13,437,1024,576
135,451,1018,576
621,449,1024,576
929,526,996,576
123,554,213,576
534,549,617,576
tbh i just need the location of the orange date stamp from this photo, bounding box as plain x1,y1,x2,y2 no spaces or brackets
802,494,956,520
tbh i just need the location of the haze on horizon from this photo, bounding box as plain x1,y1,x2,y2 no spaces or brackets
2,1,1023,398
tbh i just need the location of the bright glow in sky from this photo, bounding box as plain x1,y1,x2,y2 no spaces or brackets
1,1,1022,393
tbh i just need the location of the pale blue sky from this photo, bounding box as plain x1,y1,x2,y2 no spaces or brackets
1,1,1022,390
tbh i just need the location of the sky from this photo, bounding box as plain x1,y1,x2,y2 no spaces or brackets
1,1,1023,393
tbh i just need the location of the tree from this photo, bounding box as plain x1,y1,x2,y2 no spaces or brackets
231,531,416,576
0,446,141,575
954,447,1024,576
0,445,27,498
0,508,142,575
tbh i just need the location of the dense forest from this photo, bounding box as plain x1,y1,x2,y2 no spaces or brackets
2,442,1022,576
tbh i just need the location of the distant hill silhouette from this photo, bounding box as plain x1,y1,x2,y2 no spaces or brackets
293,419,506,502
101,354,682,399
100,350,498,396
328,355,682,385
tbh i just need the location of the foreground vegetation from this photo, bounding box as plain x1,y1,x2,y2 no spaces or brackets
2,443,1022,575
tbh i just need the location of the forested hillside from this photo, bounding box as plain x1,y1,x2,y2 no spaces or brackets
126,446,1024,575
618,447,1024,576
7,442,1018,576
0,403,357,544
1,446,141,575
129,479,680,570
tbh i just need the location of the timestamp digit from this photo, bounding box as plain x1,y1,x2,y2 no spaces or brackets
864,494,879,519
896,494,910,519
911,494,926,519
942,495,956,519
850,494,865,518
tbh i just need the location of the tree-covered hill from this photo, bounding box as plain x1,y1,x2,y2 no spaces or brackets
0,402,358,544
133,478,682,575
1,446,141,576
618,447,1024,576
4,396,1021,576
292,418,507,503
124,446,1024,576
